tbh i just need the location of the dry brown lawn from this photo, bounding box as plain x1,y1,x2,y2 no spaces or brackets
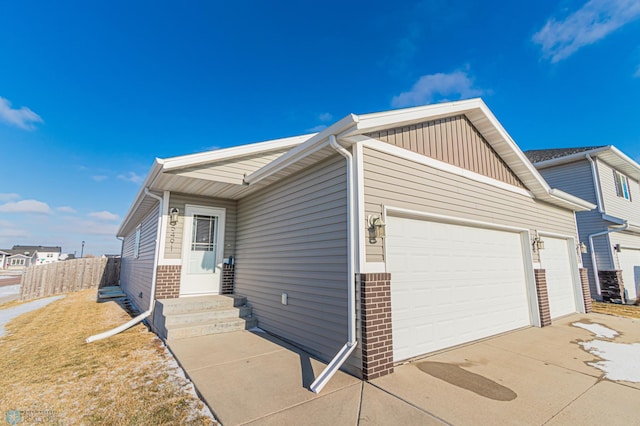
0,289,217,425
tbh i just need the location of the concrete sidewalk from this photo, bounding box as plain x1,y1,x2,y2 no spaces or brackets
167,313,640,425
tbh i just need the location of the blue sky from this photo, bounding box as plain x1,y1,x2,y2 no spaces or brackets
1,0,639,255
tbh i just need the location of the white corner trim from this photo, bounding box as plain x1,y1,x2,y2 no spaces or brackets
158,191,171,264
364,262,386,273
354,142,367,273
361,138,534,198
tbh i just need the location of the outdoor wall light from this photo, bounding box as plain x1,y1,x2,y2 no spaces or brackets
533,236,545,251
614,244,622,253
367,214,386,243
169,208,180,225
579,242,588,254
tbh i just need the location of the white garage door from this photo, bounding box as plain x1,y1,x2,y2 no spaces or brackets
539,237,577,319
618,248,640,301
387,216,531,362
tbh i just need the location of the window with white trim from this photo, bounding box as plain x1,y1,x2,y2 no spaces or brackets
134,225,141,258
614,170,632,201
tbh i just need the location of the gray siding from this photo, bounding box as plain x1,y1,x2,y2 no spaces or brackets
597,159,640,223
120,203,159,313
163,193,237,260
363,147,578,263
235,155,349,365
537,160,597,204
365,115,524,188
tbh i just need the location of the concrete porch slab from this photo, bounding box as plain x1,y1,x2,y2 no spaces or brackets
167,330,359,425
359,383,445,425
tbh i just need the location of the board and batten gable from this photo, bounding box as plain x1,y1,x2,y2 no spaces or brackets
235,154,353,369
120,203,160,313
365,115,525,188
535,159,611,288
363,146,579,264
597,159,640,224
163,193,237,260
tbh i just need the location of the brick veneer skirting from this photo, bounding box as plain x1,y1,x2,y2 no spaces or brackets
221,263,235,295
534,269,552,327
579,268,592,313
358,272,394,380
155,265,181,299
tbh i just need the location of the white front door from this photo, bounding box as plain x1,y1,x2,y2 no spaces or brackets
180,205,226,296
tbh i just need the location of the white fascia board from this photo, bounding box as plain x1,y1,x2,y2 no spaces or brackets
117,159,165,237
547,188,596,211
532,146,612,169
344,98,483,135
162,134,313,172
244,114,359,185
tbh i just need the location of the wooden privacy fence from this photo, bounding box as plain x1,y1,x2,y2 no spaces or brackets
20,257,121,301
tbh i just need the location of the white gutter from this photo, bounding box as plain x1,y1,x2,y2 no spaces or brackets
586,154,605,213
86,188,164,343
588,222,629,297
546,188,596,211
309,135,358,394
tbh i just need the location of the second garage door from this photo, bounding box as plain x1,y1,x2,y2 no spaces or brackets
539,237,577,319
386,216,532,362
617,248,640,301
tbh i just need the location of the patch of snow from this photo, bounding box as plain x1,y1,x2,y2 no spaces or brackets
249,326,265,333
0,295,65,338
580,340,640,382
572,322,619,339
0,284,20,296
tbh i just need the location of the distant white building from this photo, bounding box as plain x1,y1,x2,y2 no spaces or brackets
0,245,63,270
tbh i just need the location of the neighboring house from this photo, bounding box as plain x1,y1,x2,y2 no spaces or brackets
11,245,62,266
5,253,32,270
0,250,9,269
526,146,640,303
117,98,594,384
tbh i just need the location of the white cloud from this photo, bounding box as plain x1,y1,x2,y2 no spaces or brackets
391,70,484,108
72,220,119,236
0,96,44,130
88,211,119,221
318,112,333,122
306,124,327,132
91,175,108,182
57,206,77,214
117,171,143,184
533,0,640,63
0,199,52,214
0,193,20,202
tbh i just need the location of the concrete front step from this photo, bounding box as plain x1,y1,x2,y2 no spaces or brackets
166,317,258,340
157,295,247,315
164,305,253,327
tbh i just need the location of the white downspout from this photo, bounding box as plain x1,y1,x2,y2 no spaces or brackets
86,188,164,343
588,222,629,297
309,135,357,394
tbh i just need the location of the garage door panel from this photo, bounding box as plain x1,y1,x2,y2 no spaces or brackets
539,237,577,319
387,216,531,361
617,249,640,301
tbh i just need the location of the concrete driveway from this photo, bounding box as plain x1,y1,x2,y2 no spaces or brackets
167,313,640,425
